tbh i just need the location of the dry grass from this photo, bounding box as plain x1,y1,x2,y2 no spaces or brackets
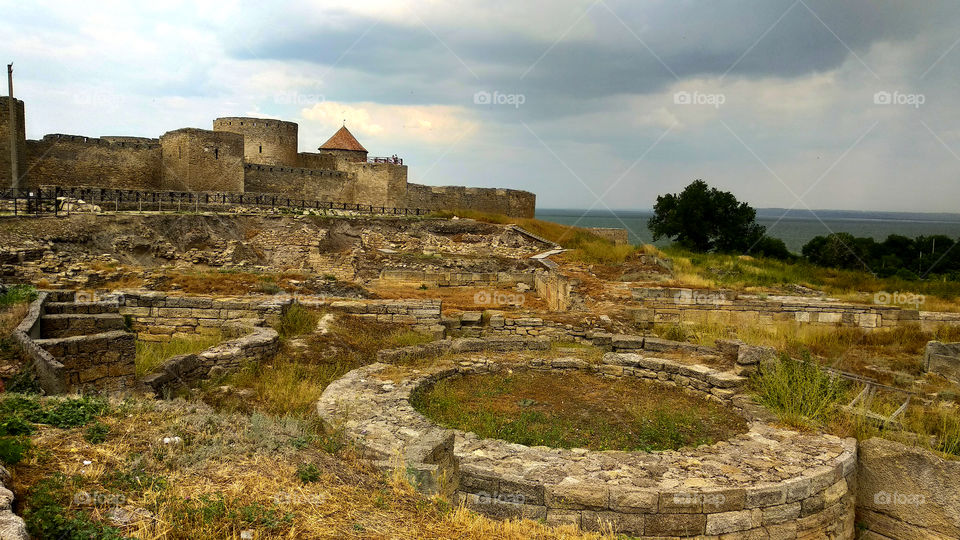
661,247,960,308
661,320,960,387
135,333,223,378
371,283,548,312
205,312,434,417
413,370,747,451
9,394,610,539
430,209,638,264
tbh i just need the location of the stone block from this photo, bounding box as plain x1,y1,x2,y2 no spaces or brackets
545,479,609,510
705,510,754,534
644,513,706,536
609,486,658,513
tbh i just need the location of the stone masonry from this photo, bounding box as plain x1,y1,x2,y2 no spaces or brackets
317,353,857,538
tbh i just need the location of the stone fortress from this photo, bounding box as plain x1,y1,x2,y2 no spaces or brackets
0,95,536,217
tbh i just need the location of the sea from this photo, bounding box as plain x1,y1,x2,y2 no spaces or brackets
535,208,960,253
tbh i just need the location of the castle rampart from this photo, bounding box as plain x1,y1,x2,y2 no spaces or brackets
0,96,26,189
159,128,244,192
24,134,162,190
0,95,537,217
213,117,298,167
406,183,536,217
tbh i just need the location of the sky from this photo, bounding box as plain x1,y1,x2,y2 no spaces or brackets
2,0,960,212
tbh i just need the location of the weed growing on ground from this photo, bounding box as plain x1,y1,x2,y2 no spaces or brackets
412,370,746,451
22,473,126,540
0,436,31,466
751,354,850,428
83,421,110,444
135,333,222,377
0,284,37,307
274,303,319,339
295,463,321,483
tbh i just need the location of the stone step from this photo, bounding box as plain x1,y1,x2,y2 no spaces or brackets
39,313,126,338
44,301,121,315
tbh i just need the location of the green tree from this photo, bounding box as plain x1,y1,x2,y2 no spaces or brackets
648,179,767,253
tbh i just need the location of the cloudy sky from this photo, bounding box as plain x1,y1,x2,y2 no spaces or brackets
3,0,960,212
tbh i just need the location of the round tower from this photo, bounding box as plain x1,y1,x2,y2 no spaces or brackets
213,117,298,167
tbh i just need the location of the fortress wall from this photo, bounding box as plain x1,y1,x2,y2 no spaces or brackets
588,227,629,245
337,161,408,208
160,129,244,192
243,164,352,201
213,117,298,166
0,96,28,189
298,151,337,170
23,134,162,190
406,183,536,218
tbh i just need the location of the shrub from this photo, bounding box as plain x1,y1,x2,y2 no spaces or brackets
23,474,125,540
0,284,37,307
752,354,849,428
43,396,109,428
0,415,34,436
295,463,321,483
0,394,108,428
84,422,110,444
0,436,31,465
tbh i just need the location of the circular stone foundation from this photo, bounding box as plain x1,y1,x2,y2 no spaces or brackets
317,352,857,538
411,368,749,452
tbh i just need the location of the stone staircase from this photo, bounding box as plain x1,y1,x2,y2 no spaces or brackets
24,291,136,393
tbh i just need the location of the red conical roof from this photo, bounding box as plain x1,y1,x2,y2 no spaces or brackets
319,126,367,152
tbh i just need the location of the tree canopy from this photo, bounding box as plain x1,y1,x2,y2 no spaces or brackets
648,179,779,255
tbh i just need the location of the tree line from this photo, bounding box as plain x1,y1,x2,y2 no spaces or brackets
648,180,960,280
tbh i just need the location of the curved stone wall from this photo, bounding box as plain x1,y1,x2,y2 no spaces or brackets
317,353,857,538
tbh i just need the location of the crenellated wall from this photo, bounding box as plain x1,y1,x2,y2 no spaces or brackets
0,97,538,217
406,183,536,218
213,117,299,166
159,128,245,192
23,134,162,190
242,163,350,201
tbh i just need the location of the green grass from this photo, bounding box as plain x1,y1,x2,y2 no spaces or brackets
0,284,37,307
430,209,638,264
22,473,126,540
135,333,223,377
213,313,434,417
751,355,850,428
662,246,960,304
274,303,319,339
412,370,747,451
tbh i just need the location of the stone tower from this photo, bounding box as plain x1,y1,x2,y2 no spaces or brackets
318,126,368,162
212,117,298,167
0,96,26,189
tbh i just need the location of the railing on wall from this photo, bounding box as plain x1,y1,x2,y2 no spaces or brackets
367,156,403,165
0,186,428,217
